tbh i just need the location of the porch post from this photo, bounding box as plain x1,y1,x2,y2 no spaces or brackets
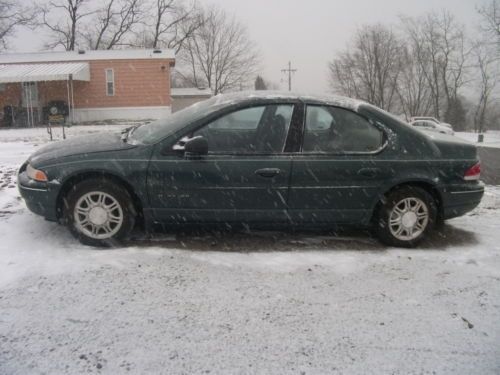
66,77,71,124
65,77,72,139
23,82,32,128
70,74,75,124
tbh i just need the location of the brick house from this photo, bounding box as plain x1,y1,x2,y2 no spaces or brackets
0,49,175,126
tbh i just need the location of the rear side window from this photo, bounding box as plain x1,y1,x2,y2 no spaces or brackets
303,105,384,153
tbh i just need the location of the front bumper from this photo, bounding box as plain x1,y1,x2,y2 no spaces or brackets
441,182,485,220
18,170,60,221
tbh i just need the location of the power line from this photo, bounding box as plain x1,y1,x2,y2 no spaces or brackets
281,61,297,91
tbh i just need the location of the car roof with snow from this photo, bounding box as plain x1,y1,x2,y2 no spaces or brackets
209,91,367,112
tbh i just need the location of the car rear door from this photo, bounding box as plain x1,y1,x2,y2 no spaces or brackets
147,102,300,224
288,104,392,225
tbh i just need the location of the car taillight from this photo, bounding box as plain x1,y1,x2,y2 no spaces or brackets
464,162,481,181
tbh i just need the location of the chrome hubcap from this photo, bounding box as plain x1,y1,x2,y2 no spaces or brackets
74,192,123,240
389,197,429,241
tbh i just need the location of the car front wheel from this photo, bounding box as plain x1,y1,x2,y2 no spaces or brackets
373,186,437,247
64,179,136,247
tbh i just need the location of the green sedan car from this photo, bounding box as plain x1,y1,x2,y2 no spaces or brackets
18,92,484,247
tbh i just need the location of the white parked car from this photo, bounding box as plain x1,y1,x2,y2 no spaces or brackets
410,116,453,130
410,120,455,136
440,122,454,130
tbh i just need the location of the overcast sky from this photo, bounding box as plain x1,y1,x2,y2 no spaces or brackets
12,0,490,94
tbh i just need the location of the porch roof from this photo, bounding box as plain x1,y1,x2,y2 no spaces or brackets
0,62,90,83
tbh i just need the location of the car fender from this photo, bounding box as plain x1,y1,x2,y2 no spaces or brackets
369,175,443,214
53,164,147,219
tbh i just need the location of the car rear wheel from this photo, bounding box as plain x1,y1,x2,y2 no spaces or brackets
64,179,136,247
373,186,437,247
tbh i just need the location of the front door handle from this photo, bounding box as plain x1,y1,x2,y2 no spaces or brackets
357,168,381,178
255,168,281,178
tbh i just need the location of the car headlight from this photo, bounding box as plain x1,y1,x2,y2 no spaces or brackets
26,164,48,182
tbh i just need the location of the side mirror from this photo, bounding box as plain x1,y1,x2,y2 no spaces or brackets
184,136,208,158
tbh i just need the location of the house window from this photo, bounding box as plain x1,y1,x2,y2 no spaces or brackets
105,69,115,96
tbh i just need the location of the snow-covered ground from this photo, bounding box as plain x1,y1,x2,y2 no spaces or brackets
456,130,500,148
1,125,500,374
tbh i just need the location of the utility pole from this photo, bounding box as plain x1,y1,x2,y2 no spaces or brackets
281,61,297,91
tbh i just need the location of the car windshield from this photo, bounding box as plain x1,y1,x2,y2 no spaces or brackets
128,96,222,144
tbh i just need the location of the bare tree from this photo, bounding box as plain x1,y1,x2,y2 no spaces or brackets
400,11,470,124
0,0,36,51
472,41,498,133
401,15,441,117
148,0,203,53
437,13,470,127
177,5,259,94
477,0,500,46
395,43,434,120
483,102,500,130
41,0,94,50
329,50,359,99
329,24,402,112
82,0,143,50
128,0,203,54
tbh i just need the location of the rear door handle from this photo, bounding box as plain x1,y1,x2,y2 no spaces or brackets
255,168,281,178
357,168,381,178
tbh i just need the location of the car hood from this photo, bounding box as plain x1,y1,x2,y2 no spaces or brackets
29,132,136,166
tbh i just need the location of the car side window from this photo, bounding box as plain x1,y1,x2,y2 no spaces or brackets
303,105,384,153
207,106,264,130
305,106,332,131
191,104,294,154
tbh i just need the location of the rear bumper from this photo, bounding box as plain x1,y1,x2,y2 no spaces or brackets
18,171,59,221
441,182,485,220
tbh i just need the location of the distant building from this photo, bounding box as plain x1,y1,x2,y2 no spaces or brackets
0,49,175,126
171,87,213,112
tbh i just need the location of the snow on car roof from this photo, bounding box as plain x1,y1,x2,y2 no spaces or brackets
171,87,213,97
210,91,366,111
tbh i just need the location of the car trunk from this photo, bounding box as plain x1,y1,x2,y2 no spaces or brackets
429,133,478,160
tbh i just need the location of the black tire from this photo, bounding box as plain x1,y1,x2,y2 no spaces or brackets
63,178,136,247
373,186,438,248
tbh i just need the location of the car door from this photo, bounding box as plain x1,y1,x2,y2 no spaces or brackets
147,103,297,224
428,123,439,133
288,104,392,225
